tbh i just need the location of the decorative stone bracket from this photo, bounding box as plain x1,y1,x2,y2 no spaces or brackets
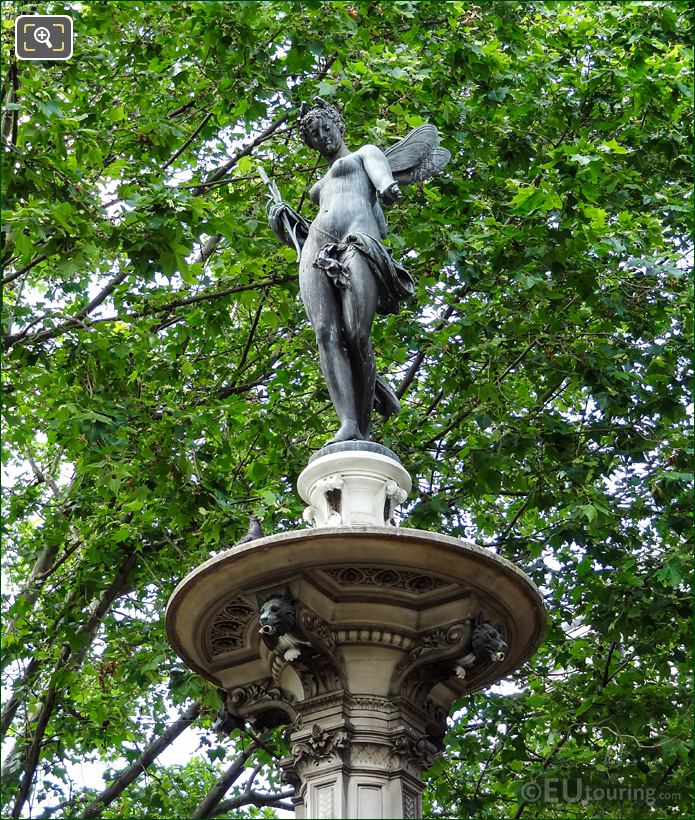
292,723,351,767
264,603,345,700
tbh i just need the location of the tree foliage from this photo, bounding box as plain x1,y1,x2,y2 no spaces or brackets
2,1,692,818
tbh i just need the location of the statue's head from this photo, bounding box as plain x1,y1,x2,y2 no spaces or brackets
299,97,345,151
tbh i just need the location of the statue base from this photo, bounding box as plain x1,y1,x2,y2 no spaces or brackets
299,446,411,528
166,445,545,818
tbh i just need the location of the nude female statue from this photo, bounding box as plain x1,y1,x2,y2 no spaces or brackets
265,98,449,444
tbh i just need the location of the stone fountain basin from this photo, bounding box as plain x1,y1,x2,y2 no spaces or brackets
166,526,545,712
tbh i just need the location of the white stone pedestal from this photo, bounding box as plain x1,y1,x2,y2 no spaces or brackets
298,447,411,528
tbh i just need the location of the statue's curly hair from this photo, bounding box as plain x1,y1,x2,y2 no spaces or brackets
298,97,345,145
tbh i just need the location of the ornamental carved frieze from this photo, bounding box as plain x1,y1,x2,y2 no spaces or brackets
346,695,396,713
333,627,415,652
325,566,450,594
349,741,392,769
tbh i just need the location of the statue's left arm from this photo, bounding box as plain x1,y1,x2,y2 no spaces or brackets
360,145,403,206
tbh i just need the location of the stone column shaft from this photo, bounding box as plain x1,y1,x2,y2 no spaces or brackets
282,695,436,819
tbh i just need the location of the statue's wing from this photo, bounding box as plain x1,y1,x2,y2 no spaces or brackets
384,124,451,185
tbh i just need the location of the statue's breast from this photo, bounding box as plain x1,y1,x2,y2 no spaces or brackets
329,153,363,179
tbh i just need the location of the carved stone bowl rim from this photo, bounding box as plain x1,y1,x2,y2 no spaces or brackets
166,526,546,692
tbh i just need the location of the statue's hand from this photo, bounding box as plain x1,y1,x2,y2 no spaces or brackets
267,202,309,253
267,202,293,230
378,182,402,206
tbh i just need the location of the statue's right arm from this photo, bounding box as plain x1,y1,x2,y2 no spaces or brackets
268,202,310,252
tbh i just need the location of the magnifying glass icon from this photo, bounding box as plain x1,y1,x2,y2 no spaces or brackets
34,26,53,49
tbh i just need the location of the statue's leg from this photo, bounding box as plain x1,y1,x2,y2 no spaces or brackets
300,262,362,442
340,255,378,440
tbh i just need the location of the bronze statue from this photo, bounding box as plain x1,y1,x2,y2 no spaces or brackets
264,98,449,444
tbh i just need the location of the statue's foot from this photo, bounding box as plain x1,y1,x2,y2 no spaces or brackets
326,423,363,445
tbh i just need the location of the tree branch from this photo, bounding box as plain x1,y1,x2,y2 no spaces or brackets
472,724,512,800
73,270,129,321
494,338,539,385
512,729,572,820
81,700,202,818
190,112,291,196
0,657,40,738
150,275,295,319
8,553,139,817
396,303,457,399
168,97,204,120
190,55,336,196
1,252,48,286
492,496,532,553
600,641,620,688
191,742,258,818
3,460,80,640
5,276,298,349
210,790,295,817
4,270,130,350
1,58,19,149
162,111,213,171
234,296,266,377
198,234,222,266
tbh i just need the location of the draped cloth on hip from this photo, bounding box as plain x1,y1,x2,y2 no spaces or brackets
313,232,414,316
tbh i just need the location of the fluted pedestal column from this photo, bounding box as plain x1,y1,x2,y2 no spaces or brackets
283,695,435,819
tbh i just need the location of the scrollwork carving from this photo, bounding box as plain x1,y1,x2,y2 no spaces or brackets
224,679,297,731
205,597,255,659
391,733,438,772
384,479,408,524
228,680,293,710
292,723,349,767
299,607,337,651
304,473,344,527
396,622,468,671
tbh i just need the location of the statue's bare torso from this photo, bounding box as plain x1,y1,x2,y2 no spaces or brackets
301,146,387,269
